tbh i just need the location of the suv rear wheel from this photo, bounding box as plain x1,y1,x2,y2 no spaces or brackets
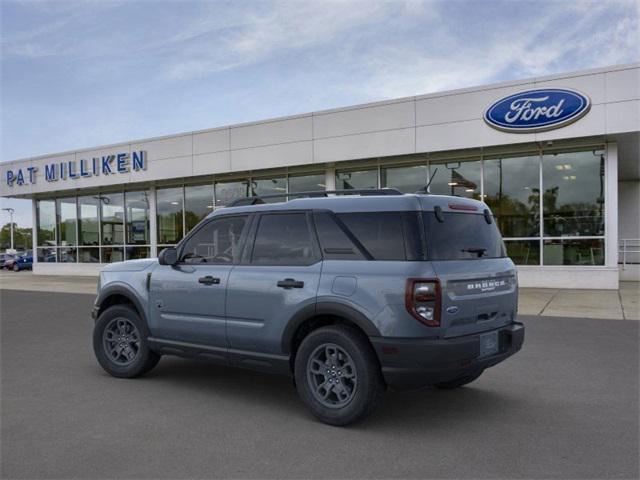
93,304,160,378
294,325,384,426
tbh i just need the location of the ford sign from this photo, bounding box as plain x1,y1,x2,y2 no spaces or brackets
484,88,591,133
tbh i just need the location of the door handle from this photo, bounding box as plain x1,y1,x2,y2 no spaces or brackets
277,278,304,289
198,276,221,285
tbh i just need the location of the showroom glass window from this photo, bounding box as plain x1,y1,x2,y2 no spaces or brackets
185,184,214,232
251,176,286,203
542,238,604,266
125,190,150,260
36,199,56,245
542,150,605,237
381,164,429,193
156,187,184,245
428,159,481,199
77,196,100,262
78,196,100,246
503,239,540,266
56,198,78,263
483,155,540,238
288,173,325,193
36,200,56,262
482,153,542,266
100,193,124,245
100,193,124,263
102,246,124,263
56,198,77,246
215,180,249,208
542,149,605,265
336,169,378,190
125,191,150,245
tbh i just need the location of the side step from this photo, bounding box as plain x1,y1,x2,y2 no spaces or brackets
148,337,291,375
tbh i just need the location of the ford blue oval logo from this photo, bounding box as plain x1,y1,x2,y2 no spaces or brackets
484,88,591,133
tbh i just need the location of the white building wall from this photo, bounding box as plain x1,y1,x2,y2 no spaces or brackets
35,262,104,277
517,266,619,289
6,63,640,288
619,181,640,281
3,63,638,199
606,143,619,274
619,181,640,239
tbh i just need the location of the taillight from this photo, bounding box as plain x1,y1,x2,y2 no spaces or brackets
405,279,441,327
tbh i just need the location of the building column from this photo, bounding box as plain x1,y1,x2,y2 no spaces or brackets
31,198,37,267
605,142,619,274
325,164,336,191
149,186,158,257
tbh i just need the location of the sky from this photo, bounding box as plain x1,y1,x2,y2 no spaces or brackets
1,0,639,228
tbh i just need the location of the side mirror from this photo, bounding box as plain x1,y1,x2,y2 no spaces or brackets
158,247,178,266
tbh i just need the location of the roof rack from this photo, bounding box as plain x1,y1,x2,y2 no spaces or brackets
227,188,404,207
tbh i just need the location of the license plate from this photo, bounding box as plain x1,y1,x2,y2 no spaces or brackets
479,331,499,358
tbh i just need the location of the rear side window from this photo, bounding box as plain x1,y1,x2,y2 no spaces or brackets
423,212,505,260
337,212,406,261
251,213,317,265
313,212,366,260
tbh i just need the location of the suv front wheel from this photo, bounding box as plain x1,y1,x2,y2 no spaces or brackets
294,325,384,426
93,304,160,378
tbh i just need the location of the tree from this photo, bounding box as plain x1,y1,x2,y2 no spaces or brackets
0,223,32,251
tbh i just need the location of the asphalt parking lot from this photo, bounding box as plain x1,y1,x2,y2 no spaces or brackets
1,289,638,479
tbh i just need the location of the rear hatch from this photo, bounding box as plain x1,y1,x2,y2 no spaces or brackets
422,209,518,338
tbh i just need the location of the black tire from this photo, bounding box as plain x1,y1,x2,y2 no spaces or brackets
294,324,384,426
12,264,19,272
434,369,484,389
93,304,160,378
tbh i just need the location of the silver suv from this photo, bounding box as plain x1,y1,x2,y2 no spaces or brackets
92,189,524,425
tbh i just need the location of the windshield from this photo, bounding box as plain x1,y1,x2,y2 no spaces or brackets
423,212,505,260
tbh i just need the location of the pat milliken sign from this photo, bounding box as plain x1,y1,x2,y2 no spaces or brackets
5,151,147,187
484,88,591,133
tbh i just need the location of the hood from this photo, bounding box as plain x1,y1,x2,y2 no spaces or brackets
101,258,157,272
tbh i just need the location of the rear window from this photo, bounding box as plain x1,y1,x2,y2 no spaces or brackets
423,212,505,260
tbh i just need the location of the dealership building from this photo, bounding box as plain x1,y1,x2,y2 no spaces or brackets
1,63,638,289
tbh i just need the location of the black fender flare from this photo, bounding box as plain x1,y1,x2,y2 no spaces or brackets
95,284,148,326
281,301,381,354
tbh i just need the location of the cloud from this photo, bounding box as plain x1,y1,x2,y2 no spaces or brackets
1,0,125,58
349,0,639,99
163,1,402,80
1,0,638,162
3,0,637,91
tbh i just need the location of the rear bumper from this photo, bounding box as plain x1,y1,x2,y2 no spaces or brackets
370,322,524,390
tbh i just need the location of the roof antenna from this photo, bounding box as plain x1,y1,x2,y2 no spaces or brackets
415,167,438,194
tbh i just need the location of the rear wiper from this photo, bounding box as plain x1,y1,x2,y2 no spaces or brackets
461,247,487,257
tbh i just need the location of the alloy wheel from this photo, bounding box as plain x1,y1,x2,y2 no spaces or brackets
306,343,357,408
102,317,141,366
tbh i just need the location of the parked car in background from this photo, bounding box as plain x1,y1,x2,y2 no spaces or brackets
12,252,33,271
2,253,17,270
